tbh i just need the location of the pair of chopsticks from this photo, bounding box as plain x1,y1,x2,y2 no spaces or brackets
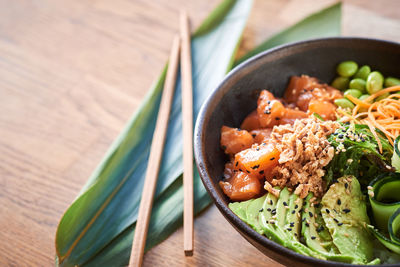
128,11,194,267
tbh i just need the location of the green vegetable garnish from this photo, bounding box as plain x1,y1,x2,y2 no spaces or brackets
325,123,393,187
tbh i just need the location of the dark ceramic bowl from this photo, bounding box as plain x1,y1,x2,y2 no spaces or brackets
194,37,400,267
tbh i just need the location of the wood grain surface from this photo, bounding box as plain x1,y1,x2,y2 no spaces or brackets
0,0,399,266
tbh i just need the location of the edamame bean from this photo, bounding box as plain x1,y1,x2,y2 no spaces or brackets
344,89,362,99
337,61,358,77
366,71,384,94
331,77,350,91
334,98,355,109
349,78,366,93
359,94,370,101
384,77,400,87
354,65,371,80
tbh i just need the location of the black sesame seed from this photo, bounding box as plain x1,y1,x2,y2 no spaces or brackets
290,222,295,227
299,208,303,213
259,170,264,175
291,210,295,214
294,233,298,236
239,169,242,172
246,170,250,173
314,203,320,208
305,223,309,227
262,143,266,146
294,204,298,209
338,223,343,226
334,218,339,223
275,117,280,120
265,220,269,224
343,208,351,213
267,100,271,104
325,208,330,214
256,147,260,151
302,218,306,222
337,199,341,205
267,208,271,212
271,209,276,215
287,228,292,231
316,226,324,232
338,134,344,138
235,161,238,167
345,183,348,189
251,165,260,170
259,208,264,212
264,110,271,114
252,134,256,138
269,200,273,205
283,201,288,207
270,157,275,161
309,212,313,217
311,236,316,240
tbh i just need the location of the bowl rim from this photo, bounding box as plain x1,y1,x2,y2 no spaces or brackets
194,36,400,267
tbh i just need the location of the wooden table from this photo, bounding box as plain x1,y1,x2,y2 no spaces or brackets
1,0,399,266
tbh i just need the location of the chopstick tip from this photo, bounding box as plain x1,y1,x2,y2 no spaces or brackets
184,249,193,257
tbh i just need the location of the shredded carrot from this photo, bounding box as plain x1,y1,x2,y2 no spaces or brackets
338,85,400,151
346,94,371,109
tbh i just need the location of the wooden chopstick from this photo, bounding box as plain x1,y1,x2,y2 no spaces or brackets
180,10,194,256
128,35,180,267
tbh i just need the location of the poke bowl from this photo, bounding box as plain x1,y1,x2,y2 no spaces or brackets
194,37,400,266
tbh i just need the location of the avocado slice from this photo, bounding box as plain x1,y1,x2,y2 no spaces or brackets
259,189,326,260
276,187,290,228
321,176,374,264
229,199,253,221
245,195,267,234
259,192,286,243
284,191,303,240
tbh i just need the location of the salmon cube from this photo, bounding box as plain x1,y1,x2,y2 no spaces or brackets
219,171,261,201
250,129,272,144
279,108,308,125
220,126,253,155
240,110,261,131
284,75,319,103
257,90,286,128
308,99,337,121
234,143,280,178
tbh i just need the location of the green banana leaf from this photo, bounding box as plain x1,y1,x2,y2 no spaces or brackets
56,0,252,266
55,1,342,266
